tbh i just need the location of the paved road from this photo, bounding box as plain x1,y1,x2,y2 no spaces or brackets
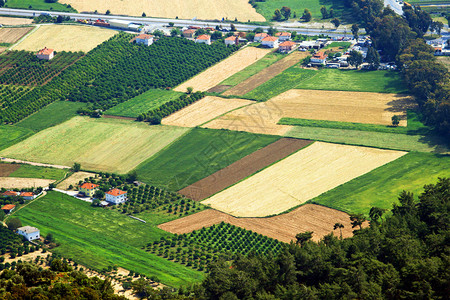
0,8,356,37
384,0,403,15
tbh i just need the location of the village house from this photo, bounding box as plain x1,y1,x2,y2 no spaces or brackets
279,41,296,53
261,36,279,48
2,191,19,197
79,183,99,197
17,226,40,241
276,32,291,41
20,192,36,201
36,47,54,60
135,34,154,46
254,32,268,42
1,204,16,214
310,52,328,65
195,34,211,45
225,35,238,46
105,188,127,205
182,29,196,38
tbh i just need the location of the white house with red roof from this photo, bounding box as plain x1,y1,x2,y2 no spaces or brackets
2,191,19,197
195,34,211,45
225,36,238,46
136,34,154,46
1,204,15,214
279,41,296,53
254,32,268,42
79,182,99,197
261,36,279,48
20,192,36,201
182,29,196,38
311,52,328,65
276,32,292,41
105,188,127,204
36,47,54,60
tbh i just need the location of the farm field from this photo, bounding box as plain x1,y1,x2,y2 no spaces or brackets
286,126,450,153
0,163,20,176
0,125,34,151
223,51,308,96
56,171,94,190
0,17,33,26
0,117,189,173
16,101,86,132
6,0,76,12
311,152,450,215
0,177,53,188
12,191,205,287
179,138,312,201
437,56,450,71
15,25,117,52
161,96,253,128
134,128,279,191
174,47,270,93
105,89,182,118
6,163,68,180
159,204,358,242
0,27,33,44
59,0,265,21
201,142,406,217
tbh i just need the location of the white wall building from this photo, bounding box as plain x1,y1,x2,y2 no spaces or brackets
195,34,211,45
261,36,279,48
105,188,127,205
36,47,54,60
17,226,40,241
136,34,154,46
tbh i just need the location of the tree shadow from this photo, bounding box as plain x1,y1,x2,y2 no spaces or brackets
318,0,355,23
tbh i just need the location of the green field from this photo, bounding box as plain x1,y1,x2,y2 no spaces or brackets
7,164,68,180
5,0,76,12
324,41,351,50
0,125,34,151
12,191,205,287
286,126,449,153
16,101,86,132
244,67,407,101
219,51,284,87
310,152,450,215
134,128,280,191
1,117,189,174
105,89,183,118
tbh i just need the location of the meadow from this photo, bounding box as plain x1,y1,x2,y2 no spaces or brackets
134,128,279,191
12,191,205,287
7,164,68,181
0,117,189,173
105,89,182,118
16,101,86,132
5,0,76,12
310,152,450,215
0,125,34,151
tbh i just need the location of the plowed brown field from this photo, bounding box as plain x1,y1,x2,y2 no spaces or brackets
161,96,253,128
178,138,312,201
223,51,308,96
174,47,270,92
0,27,33,44
0,163,20,177
158,204,360,242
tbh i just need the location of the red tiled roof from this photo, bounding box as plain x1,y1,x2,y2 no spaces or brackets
20,192,34,197
276,32,291,37
183,29,195,34
225,36,237,41
262,36,278,42
106,188,127,196
2,191,18,196
313,52,328,59
279,41,296,47
80,183,99,190
196,34,210,40
37,47,54,56
1,204,15,210
137,34,153,40
255,33,268,37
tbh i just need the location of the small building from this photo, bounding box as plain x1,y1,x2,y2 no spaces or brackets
20,192,36,201
17,226,40,242
79,183,99,197
311,52,328,65
136,34,154,46
105,188,127,205
1,204,16,214
182,29,196,38
254,32,268,42
195,34,211,45
261,36,279,48
279,41,296,53
225,35,238,46
299,40,316,50
36,47,54,60
276,32,291,41
2,191,19,197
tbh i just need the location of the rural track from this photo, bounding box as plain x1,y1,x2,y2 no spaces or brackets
0,157,70,169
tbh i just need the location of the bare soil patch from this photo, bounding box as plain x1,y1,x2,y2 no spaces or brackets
159,204,361,242
0,163,20,177
179,138,312,201
201,142,406,217
0,17,33,26
0,177,54,188
162,96,253,128
0,27,33,44
57,171,95,190
207,85,232,93
223,51,308,96
174,47,270,92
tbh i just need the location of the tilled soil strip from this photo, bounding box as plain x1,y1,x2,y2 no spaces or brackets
178,138,312,201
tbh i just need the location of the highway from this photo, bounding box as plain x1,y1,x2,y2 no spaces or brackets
0,8,356,37
384,0,403,15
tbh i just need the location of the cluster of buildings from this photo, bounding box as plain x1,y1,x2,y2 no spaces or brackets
427,38,450,56
79,182,128,205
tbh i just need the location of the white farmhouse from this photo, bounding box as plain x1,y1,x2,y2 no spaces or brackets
276,32,291,41
195,34,211,45
105,188,127,205
261,36,279,48
36,47,54,60
17,226,40,241
254,32,268,42
136,34,154,46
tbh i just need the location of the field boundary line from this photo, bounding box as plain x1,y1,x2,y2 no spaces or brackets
199,101,258,127
8,24,39,51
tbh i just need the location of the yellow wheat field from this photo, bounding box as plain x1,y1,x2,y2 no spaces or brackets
0,17,33,26
174,47,271,92
201,142,406,217
162,96,254,127
15,25,117,52
57,171,95,190
60,0,265,21
0,177,54,189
